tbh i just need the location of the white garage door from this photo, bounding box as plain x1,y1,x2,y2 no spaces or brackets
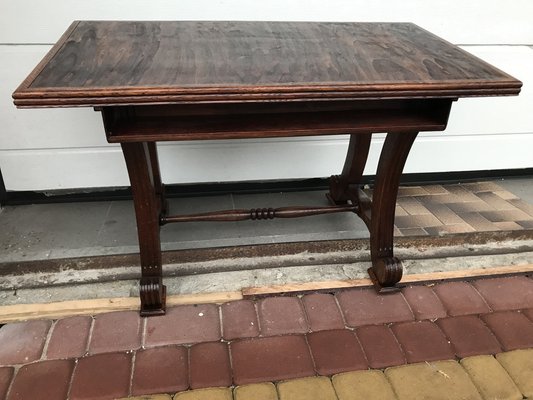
1,0,532,191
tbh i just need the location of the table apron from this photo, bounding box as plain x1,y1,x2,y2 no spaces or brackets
101,98,454,143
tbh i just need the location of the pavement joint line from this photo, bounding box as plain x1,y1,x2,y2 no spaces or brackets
112,349,533,399
460,354,523,400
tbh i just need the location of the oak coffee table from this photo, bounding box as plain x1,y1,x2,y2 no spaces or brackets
13,21,521,315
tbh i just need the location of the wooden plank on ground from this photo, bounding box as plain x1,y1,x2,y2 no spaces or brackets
0,291,242,323
402,264,533,284
0,264,531,322
242,264,533,296
242,278,374,297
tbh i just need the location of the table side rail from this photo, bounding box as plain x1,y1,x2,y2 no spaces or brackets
102,99,454,142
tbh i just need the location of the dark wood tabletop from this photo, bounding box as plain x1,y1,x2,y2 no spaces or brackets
13,21,521,107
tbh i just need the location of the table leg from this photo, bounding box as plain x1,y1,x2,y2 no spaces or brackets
121,142,166,315
328,133,372,204
147,143,168,217
368,131,419,291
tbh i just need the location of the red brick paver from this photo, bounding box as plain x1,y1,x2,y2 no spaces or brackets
473,276,533,311
391,321,454,363
145,304,220,346
89,311,142,354
523,308,533,322
307,329,367,375
70,352,132,400
0,320,51,365
7,360,74,400
481,311,533,351
432,281,490,316
436,315,502,358
230,335,314,385
1,272,533,398
46,316,92,359
189,342,232,389
257,297,308,336
336,288,414,327
221,300,259,340
302,293,345,331
356,324,406,368
131,346,188,396
402,285,447,320
0,367,14,400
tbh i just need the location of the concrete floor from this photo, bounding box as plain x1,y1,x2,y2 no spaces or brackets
1,177,532,263
0,177,532,305
0,189,370,263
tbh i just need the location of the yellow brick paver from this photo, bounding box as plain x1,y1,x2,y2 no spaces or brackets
332,370,397,400
117,396,172,400
174,387,233,400
385,360,482,400
277,376,337,400
234,382,279,400
460,355,522,400
496,349,533,398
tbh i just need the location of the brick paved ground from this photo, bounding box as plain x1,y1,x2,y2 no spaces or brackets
0,275,532,399
390,182,533,236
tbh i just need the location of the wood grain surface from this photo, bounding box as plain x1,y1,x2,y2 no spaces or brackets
13,21,521,107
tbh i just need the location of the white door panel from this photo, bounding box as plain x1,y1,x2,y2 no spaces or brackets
1,0,532,45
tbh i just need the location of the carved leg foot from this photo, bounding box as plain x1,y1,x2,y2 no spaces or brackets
140,276,167,316
368,257,403,293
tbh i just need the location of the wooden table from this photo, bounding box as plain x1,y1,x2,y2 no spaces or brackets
13,21,521,316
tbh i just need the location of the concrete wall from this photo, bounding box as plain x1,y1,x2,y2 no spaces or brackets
1,0,532,191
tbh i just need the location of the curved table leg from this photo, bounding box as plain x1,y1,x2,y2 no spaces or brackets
122,142,166,315
368,131,419,292
147,142,168,218
328,133,372,205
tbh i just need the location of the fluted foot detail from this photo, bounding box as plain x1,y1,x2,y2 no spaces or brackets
140,277,166,316
368,257,403,293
